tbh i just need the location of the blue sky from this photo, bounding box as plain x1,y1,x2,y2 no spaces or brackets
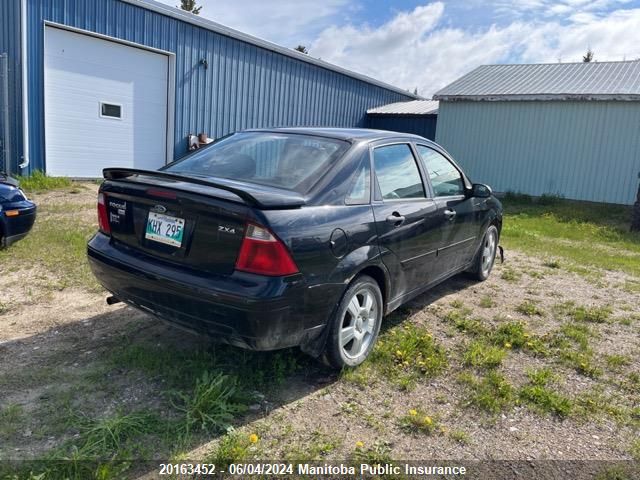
157,0,640,96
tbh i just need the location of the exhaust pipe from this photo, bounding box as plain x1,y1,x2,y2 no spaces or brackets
106,295,121,305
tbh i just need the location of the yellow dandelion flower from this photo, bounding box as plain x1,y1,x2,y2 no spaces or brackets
409,409,418,416
249,434,259,444
504,342,512,349
355,441,364,449
396,349,403,357
423,416,432,425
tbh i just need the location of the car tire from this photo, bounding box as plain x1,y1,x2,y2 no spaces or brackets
468,225,499,281
322,275,383,369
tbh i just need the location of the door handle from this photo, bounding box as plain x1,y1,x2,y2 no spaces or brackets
386,212,406,226
444,209,457,220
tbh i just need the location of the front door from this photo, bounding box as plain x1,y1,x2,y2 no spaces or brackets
415,145,479,276
371,143,442,301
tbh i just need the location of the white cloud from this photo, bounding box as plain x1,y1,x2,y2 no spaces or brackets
154,0,351,46
154,0,640,97
309,3,640,96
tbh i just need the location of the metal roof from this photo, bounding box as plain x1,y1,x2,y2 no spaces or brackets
122,0,420,100
433,61,640,101
367,100,439,115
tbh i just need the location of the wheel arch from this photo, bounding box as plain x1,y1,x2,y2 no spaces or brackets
351,264,390,314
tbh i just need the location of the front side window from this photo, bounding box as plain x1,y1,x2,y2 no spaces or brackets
166,132,349,194
416,145,465,197
373,144,425,200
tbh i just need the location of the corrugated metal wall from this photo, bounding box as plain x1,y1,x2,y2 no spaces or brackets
20,0,412,174
0,0,22,174
435,100,640,205
366,114,437,140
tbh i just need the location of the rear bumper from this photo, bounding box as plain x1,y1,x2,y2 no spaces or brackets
87,233,338,351
1,206,36,247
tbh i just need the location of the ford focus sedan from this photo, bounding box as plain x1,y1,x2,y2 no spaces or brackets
87,128,502,368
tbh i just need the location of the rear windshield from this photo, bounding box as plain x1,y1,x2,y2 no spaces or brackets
165,132,350,193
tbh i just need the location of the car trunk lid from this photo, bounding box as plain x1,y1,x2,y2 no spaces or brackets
100,169,305,275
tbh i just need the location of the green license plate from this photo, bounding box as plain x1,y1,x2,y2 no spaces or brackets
145,211,185,247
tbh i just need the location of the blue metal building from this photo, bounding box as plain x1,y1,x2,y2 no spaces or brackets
366,100,438,140
434,62,640,205
0,0,416,176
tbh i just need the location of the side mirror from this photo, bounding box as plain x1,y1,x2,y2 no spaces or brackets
472,183,492,198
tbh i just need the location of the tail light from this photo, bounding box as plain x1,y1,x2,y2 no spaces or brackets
97,192,111,234
235,223,298,276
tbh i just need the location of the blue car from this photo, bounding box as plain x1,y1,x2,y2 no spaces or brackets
0,173,36,248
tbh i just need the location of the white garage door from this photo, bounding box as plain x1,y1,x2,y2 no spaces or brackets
44,27,169,177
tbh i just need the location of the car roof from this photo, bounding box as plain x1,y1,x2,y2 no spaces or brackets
242,127,434,144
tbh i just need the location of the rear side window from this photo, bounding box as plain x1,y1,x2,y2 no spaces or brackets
416,145,465,197
373,144,425,200
166,132,349,194
345,156,371,205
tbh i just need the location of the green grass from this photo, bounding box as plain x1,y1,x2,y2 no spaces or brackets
208,430,261,467
283,430,341,461
398,408,439,435
351,440,393,464
458,371,515,414
501,195,640,276
479,295,496,308
16,170,73,193
570,305,613,324
518,369,573,418
0,208,99,291
367,323,448,390
605,354,631,371
172,371,249,436
631,439,640,461
0,404,24,438
500,267,521,282
488,320,547,355
516,300,545,317
445,308,488,336
463,340,507,369
449,430,470,445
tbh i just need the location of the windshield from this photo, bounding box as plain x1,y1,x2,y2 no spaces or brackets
166,132,350,193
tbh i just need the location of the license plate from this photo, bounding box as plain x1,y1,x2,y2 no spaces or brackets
145,212,185,247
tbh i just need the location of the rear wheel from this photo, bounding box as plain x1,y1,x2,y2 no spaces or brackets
323,275,383,369
469,225,498,281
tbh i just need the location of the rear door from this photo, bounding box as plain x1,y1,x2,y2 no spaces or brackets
415,144,478,275
370,143,441,300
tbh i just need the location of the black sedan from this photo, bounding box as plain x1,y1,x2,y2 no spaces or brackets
88,128,502,368
0,173,36,248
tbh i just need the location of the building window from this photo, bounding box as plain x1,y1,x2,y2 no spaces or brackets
100,102,122,119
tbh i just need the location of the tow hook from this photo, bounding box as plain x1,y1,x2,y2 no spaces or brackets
106,295,122,305
498,245,505,264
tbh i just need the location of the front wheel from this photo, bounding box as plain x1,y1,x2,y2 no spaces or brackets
469,225,499,281
323,275,383,369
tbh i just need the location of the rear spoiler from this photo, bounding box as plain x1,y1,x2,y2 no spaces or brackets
103,168,306,209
